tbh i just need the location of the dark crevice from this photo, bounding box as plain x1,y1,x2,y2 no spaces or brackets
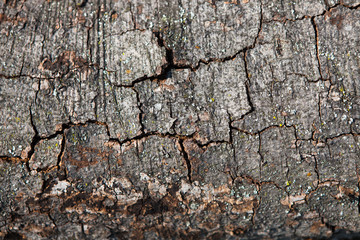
311,16,324,80
133,87,146,135
39,175,53,197
47,213,57,228
258,132,264,183
109,130,196,147
168,99,177,134
28,106,41,172
195,139,231,149
325,132,357,143
113,31,189,88
322,217,336,233
318,94,323,126
34,78,41,104
234,174,261,187
227,111,233,145
242,51,255,120
56,133,66,170
81,223,86,238
251,197,259,226
356,164,360,214
178,139,192,184
86,27,92,63
231,124,285,136
265,3,345,23
313,155,321,187
0,73,56,80
40,120,110,141
0,156,24,162
263,2,358,28
259,180,284,191
344,3,360,9
129,3,137,30
76,0,88,9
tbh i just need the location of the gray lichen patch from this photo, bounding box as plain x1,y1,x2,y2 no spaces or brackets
260,127,317,194
325,135,359,188
318,83,357,139
109,135,186,188
0,77,36,157
62,123,113,186
234,19,323,138
130,0,261,66
249,19,320,82
329,0,360,7
298,135,360,190
97,79,142,141
183,140,234,187
290,204,332,238
253,184,288,237
308,185,360,232
137,56,251,143
192,58,251,143
316,6,359,139
32,69,141,141
29,135,63,171
0,24,44,77
163,0,261,66
135,77,181,134
0,0,96,78
232,131,261,180
0,161,43,225
317,6,360,96
32,70,99,137
104,30,167,85
262,0,327,21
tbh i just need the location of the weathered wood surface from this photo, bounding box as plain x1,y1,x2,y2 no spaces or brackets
0,0,359,239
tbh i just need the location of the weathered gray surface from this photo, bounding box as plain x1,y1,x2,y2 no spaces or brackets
0,0,359,239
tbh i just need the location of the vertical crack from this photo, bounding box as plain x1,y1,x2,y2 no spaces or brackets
153,31,179,75
56,133,66,171
133,87,145,135
243,51,255,118
167,98,177,133
321,216,336,233
86,27,92,64
311,16,324,80
258,133,264,182
313,155,320,187
28,106,41,172
356,164,360,214
227,111,233,144
318,94,323,126
47,212,57,228
179,139,192,183
256,0,264,46
129,2,137,30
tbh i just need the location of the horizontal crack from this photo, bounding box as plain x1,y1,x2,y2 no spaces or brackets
109,130,196,147
264,2,359,24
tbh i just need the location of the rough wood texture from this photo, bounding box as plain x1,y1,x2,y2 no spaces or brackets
0,0,359,239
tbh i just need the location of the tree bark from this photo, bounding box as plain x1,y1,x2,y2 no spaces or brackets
0,0,359,239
